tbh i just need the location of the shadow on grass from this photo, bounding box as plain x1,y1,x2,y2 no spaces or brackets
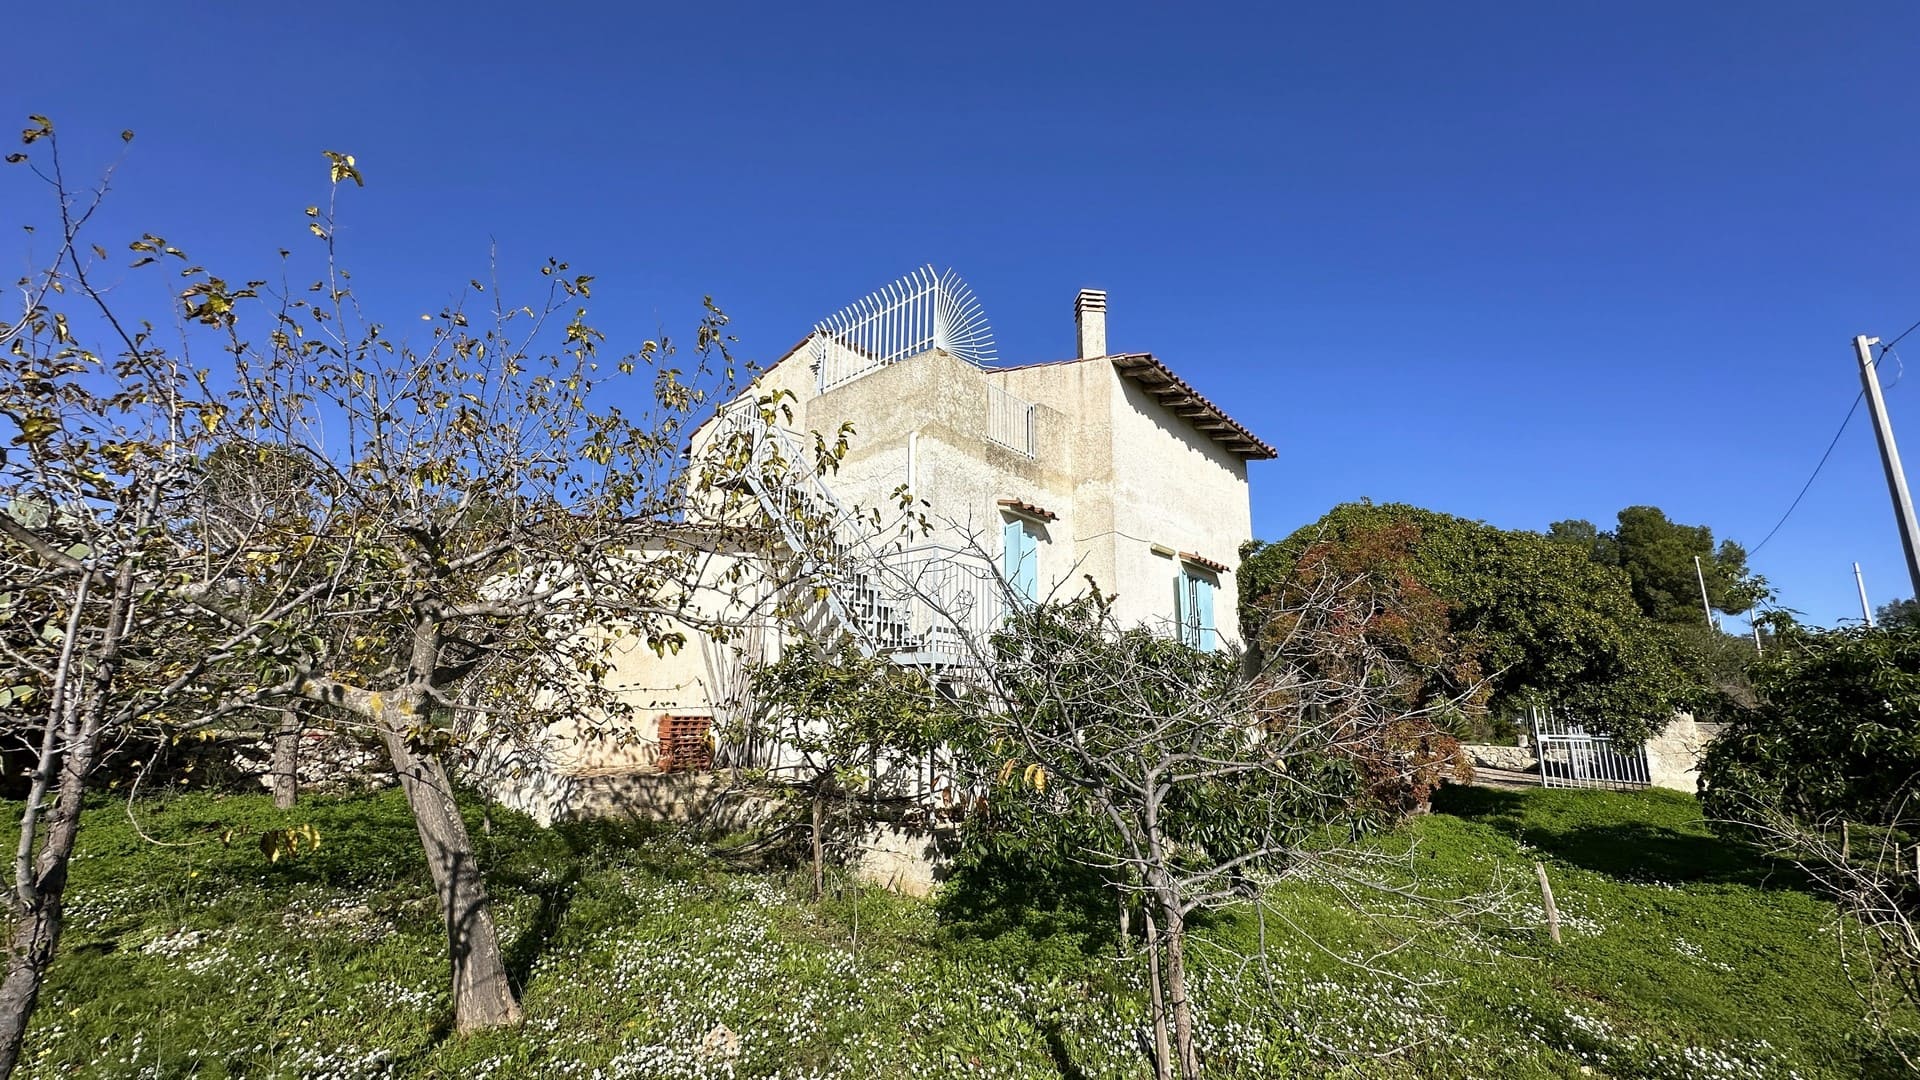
487,813,707,989
1431,784,1808,890
936,842,1117,949
1042,1021,1092,1080
495,845,584,990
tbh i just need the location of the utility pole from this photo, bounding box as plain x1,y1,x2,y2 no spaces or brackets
1856,334,1920,599
1693,555,1719,630
1857,561,1876,626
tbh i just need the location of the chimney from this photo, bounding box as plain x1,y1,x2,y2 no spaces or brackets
1075,289,1108,359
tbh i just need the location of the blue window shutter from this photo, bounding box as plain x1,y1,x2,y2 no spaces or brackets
1003,519,1022,596
1194,575,1216,653
1004,519,1037,603
1018,527,1038,601
1174,572,1190,643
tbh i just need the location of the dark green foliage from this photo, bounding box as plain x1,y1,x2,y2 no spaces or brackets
1552,505,1770,715
1241,503,1696,743
747,638,954,777
958,597,1360,881
1701,621,1920,830
1549,506,1766,625
1545,517,1611,560
1665,621,1763,722
1878,598,1920,630
936,796,1121,945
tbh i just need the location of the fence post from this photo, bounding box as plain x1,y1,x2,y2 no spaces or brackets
1531,708,1547,788
1535,861,1562,946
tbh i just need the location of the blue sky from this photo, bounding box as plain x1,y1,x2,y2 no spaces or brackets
7,2,1918,627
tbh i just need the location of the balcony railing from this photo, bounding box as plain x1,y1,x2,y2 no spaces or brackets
986,384,1035,456
812,266,997,393
860,543,1005,669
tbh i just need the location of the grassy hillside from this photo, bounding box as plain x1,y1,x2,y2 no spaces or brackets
8,783,1914,1078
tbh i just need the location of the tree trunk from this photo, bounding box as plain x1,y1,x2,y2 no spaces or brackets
270,706,301,810
377,713,521,1032
1142,906,1174,1080
1159,895,1200,1080
0,725,102,1080
0,563,133,1080
811,786,826,903
1142,795,1200,1079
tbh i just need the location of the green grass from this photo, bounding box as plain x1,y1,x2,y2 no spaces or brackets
8,783,1915,1078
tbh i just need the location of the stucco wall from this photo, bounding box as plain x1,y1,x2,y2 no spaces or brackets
1106,375,1251,643
799,350,1093,606
496,547,789,777
1000,360,1118,601
543,341,1263,784
697,345,1256,649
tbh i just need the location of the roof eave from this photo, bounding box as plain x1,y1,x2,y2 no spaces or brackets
1107,353,1278,460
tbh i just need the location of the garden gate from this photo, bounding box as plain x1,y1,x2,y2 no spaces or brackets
1530,709,1650,790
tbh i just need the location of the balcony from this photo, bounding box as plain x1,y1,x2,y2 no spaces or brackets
986,384,1035,457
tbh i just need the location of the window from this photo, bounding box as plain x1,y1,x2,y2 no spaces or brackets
1002,518,1039,603
1174,567,1217,652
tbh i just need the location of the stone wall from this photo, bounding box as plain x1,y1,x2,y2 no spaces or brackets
1644,714,1712,794
1463,714,1717,794
847,823,948,897
232,728,394,795
1461,743,1538,772
483,760,950,895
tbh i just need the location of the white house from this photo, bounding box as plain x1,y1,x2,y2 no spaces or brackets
488,268,1274,817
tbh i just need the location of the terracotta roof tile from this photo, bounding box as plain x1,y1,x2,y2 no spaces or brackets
1106,353,1277,460
1179,550,1231,575
997,497,1058,522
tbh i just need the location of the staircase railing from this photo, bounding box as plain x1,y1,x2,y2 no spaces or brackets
705,403,999,666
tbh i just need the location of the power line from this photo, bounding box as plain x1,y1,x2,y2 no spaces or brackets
1885,316,1920,353
1748,389,1865,557
1748,332,1917,557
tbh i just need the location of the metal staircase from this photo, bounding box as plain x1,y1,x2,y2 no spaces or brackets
706,404,995,669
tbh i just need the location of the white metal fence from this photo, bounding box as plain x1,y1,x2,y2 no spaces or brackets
879,543,1004,667
1531,709,1650,790
986,384,1035,456
812,266,997,393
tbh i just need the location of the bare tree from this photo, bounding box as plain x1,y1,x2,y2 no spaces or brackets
955,544,1479,1079
0,119,345,1076
193,442,320,808
1712,797,1920,1067
1699,616,1920,1060
194,156,779,1031
0,118,800,1059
